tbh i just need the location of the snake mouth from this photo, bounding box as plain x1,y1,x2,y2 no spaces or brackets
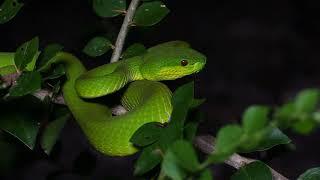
156,61,206,80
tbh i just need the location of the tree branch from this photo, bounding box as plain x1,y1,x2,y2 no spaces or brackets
110,0,141,63
194,135,289,180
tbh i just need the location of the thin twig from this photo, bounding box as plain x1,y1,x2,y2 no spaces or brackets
32,91,126,115
194,135,289,180
32,89,65,105
0,72,20,88
110,0,141,63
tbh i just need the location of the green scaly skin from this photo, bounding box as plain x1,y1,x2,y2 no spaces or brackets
0,41,206,156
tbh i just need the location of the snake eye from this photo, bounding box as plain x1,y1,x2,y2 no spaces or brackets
180,59,188,66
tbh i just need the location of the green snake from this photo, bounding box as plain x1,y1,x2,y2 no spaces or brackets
0,41,206,156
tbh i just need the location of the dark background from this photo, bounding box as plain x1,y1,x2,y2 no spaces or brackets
1,0,320,179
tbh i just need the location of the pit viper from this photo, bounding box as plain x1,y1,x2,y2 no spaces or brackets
0,41,206,156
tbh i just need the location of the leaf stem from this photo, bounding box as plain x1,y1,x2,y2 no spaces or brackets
110,0,141,63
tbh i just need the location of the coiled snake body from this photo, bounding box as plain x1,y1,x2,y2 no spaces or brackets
0,41,206,156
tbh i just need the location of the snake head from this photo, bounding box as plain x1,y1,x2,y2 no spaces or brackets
140,45,206,81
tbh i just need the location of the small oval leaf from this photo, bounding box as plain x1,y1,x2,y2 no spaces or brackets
190,98,206,109
231,161,272,180
133,1,170,26
298,167,320,180
41,114,69,155
9,71,41,97
198,169,213,180
242,105,269,134
215,125,243,154
295,89,320,113
292,119,317,135
255,127,291,151
170,140,200,172
0,113,40,150
134,144,162,175
14,37,39,71
37,43,63,70
184,121,198,142
158,81,195,151
162,149,187,180
43,64,65,80
83,36,112,57
0,0,23,24
207,125,243,163
130,122,163,147
93,0,126,18
121,43,147,59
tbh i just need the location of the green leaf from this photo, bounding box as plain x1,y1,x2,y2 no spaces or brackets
0,0,23,24
0,113,40,150
171,81,194,125
130,122,163,147
190,98,206,109
133,1,170,26
292,119,317,135
298,167,320,180
295,89,320,113
121,43,147,59
198,169,213,180
37,43,63,70
231,161,272,180
158,126,181,152
134,144,162,175
170,140,200,172
184,121,198,142
158,81,194,151
209,125,243,162
312,112,320,123
9,71,41,97
83,36,112,57
93,0,126,18
215,125,243,153
273,103,295,128
41,114,69,155
14,37,39,71
242,106,269,134
0,52,40,76
162,149,187,180
203,125,243,165
255,127,291,151
43,64,65,80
